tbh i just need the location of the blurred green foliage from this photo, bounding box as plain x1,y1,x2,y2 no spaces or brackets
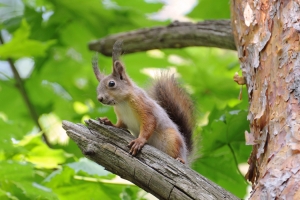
0,0,250,199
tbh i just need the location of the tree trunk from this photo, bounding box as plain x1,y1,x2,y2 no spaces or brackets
231,0,300,199
62,119,239,200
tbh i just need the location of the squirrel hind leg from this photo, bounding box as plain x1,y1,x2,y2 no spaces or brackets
163,128,187,164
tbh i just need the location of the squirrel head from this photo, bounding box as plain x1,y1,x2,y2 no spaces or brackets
94,60,133,106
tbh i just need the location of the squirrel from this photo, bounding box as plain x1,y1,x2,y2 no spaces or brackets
92,42,195,164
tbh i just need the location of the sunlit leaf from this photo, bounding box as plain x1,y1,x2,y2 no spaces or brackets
15,133,72,168
0,19,55,59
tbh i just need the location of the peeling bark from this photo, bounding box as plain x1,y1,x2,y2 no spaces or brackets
62,119,239,200
89,20,236,56
231,0,300,199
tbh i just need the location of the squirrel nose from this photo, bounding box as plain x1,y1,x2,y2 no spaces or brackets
98,96,104,102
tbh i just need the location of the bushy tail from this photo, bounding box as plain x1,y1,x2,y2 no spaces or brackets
148,74,195,153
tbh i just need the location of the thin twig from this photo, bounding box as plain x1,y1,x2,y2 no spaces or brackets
0,34,51,147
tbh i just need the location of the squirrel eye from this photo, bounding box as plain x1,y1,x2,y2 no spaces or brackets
108,81,115,87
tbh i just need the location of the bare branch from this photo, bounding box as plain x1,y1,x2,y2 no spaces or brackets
89,20,236,56
62,119,239,200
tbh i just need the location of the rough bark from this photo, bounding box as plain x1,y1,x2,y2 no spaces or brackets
62,119,239,200
231,0,300,199
89,20,236,56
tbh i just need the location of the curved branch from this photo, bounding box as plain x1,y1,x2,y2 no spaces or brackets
89,20,236,56
62,119,239,200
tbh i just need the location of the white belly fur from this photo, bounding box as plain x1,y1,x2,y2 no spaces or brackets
115,102,140,137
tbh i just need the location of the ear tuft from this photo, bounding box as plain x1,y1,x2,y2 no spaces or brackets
92,55,104,82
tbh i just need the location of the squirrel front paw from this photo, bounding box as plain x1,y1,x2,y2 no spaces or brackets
128,137,146,156
98,117,114,126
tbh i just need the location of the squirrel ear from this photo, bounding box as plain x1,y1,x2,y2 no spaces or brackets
113,61,126,80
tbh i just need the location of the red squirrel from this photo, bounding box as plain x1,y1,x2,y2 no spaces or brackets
92,41,194,164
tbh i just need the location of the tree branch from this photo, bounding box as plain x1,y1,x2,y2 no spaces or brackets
89,20,236,56
62,119,239,200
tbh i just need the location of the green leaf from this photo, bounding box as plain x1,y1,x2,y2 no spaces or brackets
193,109,251,198
43,167,75,188
67,158,111,177
26,145,70,169
15,133,72,168
188,0,230,19
120,186,148,200
0,0,24,32
0,161,34,182
0,187,18,200
0,82,35,145
0,19,55,59
173,47,242,111
53,182,125,200
44,166,127,200
1,16,23,33
13,181,58,200
113,0,163,14
0,119,20,156
0,161,58,200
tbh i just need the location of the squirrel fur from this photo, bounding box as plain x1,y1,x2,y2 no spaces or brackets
92,51,195,164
